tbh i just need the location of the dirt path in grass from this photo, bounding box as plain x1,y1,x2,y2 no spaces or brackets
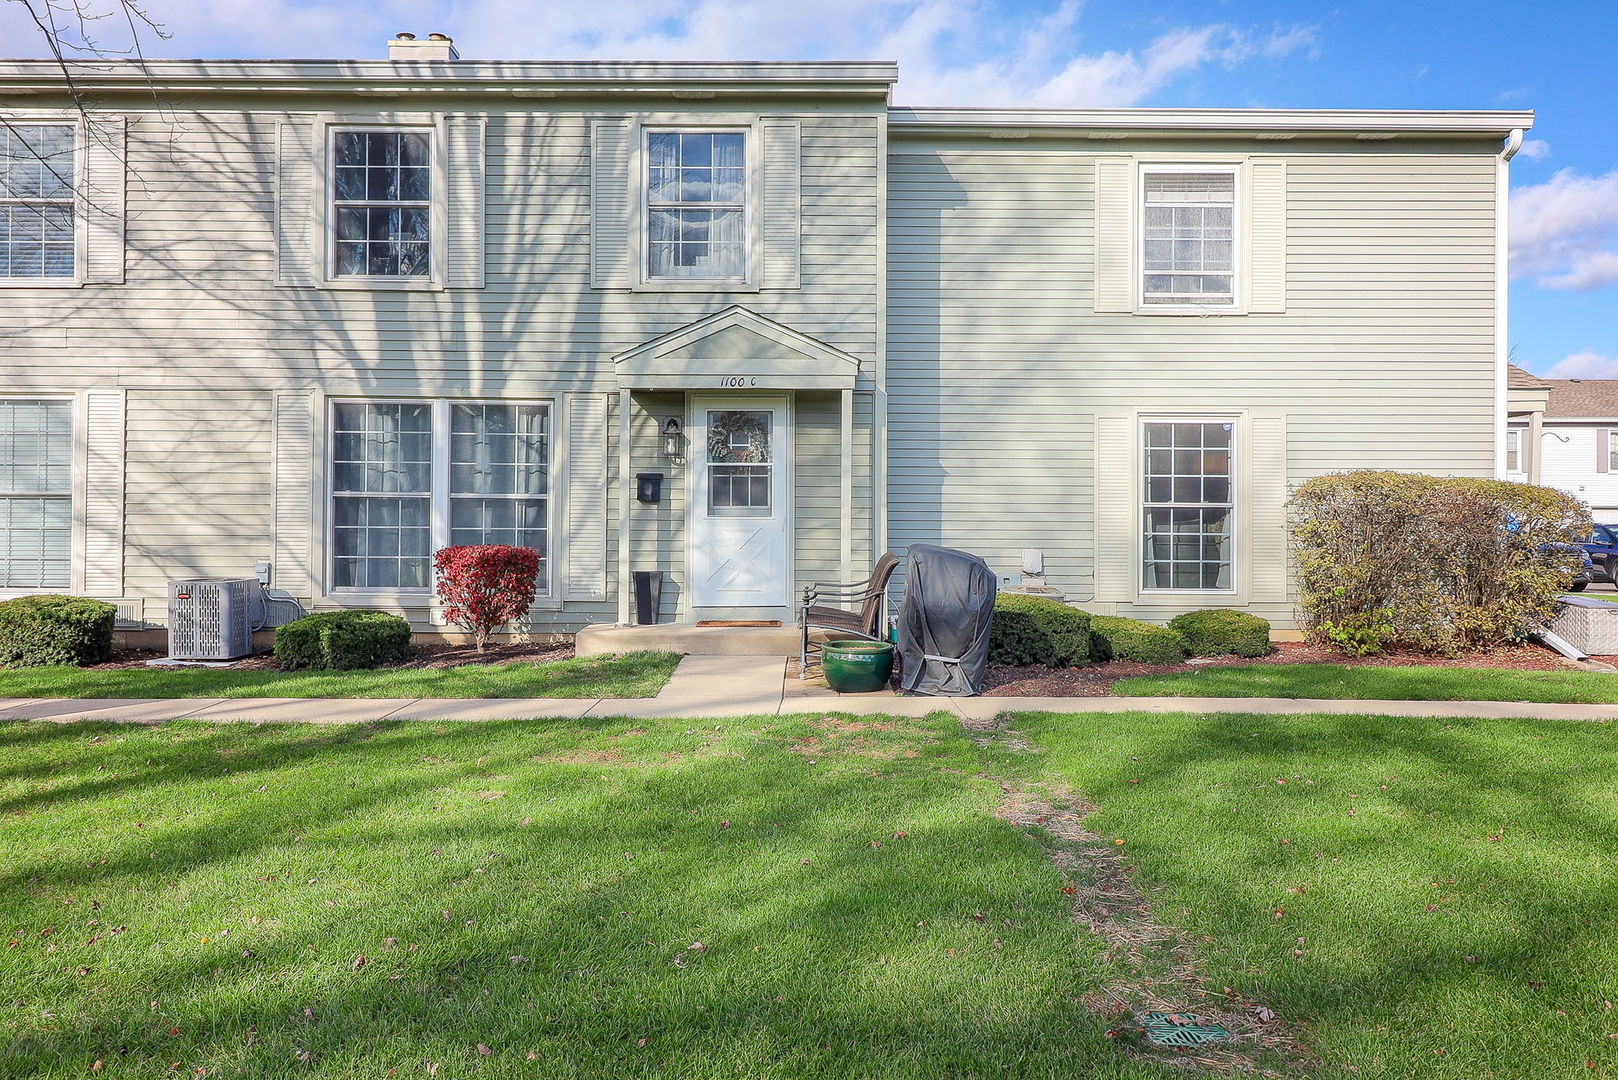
968,712,1310,1075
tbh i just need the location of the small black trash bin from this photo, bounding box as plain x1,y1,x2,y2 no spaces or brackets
631,571,662,625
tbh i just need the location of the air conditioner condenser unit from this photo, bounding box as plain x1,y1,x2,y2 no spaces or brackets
167,578,258,660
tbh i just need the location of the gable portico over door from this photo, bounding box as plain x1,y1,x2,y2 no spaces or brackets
612,306,864,625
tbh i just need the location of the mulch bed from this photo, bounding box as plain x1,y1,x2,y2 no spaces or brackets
92,640,575,672
981,640,1577,697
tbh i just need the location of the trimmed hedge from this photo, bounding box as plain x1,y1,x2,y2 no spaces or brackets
988,594,1091,667
1169,609,1271,658
1089,615,1189,664
273,609,411,671
0,595,117,668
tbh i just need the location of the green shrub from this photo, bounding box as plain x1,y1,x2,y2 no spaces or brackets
1169,609,1271,658
988,594,1091,667
0,595,117,668
1290,471,1589,654
1089,615,1188,664
274,609,411,671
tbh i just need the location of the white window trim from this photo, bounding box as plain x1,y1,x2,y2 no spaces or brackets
323,397,559,606
317,118,447,291
0,119,86,289
1135,411,1246,600
630,119,763,292
1505,428,1522,473
1135,162,1244,316
0,392,80,599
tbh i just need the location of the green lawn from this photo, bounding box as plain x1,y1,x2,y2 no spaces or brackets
0,650,680,699
4,707,1616,1078
0,713,1134,1080
1112,662,1618,703
1007,708,1618,1079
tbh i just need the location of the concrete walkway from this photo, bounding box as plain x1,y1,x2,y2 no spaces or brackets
4,654,1618,724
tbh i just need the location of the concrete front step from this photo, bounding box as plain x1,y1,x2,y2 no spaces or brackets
576,621,810,657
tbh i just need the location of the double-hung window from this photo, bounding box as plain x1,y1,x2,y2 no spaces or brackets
0,399,72,589
332,129,431,278
331,401,552,595
1505,429,1522,473
646,131,746,281
1142,420,1235,591
1141,169,1235,307
0,124,75,280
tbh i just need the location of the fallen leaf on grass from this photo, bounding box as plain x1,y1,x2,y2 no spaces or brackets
688,942,707,953
476,1043,491,1056
509,955,528,965
352,955,368,970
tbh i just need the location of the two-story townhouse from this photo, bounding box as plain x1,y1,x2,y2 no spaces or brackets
0,36,1530,642
1505,369,1618,523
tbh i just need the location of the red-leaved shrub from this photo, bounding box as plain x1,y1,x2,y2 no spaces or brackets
433,545,541,651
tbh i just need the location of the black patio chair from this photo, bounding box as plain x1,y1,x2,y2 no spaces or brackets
798,552,900,679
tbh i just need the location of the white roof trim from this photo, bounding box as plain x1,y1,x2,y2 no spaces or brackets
0,59,897,96
888,106,1534,138
614,305,860,391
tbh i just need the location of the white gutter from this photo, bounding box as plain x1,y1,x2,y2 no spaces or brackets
1495,127,1524,478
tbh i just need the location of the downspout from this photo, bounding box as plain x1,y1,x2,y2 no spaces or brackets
1495,127,1523,478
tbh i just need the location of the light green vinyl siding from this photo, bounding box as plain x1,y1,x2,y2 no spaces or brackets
887,138,1499,627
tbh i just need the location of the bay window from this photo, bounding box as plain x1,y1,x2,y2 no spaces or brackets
1142,420,1235,591
330,400,552,595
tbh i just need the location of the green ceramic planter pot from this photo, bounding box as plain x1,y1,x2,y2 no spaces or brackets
821,640,895,693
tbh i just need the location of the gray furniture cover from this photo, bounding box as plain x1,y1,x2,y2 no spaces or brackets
896,544,998,696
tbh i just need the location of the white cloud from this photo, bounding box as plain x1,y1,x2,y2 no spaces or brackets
0,1,1317,108
1511,168,1618,292
1518,138,1552,161
1545,350,1618,379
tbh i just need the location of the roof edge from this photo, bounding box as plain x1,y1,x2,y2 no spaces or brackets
0,58,899,95
888,106,1534,137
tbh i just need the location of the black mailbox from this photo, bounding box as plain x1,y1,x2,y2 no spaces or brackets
635,472,664,503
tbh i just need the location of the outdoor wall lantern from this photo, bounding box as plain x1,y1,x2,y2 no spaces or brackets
662,417,685,459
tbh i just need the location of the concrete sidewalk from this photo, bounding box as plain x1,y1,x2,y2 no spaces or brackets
5,653,1618,724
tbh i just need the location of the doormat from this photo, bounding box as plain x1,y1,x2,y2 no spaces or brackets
695,620,782,627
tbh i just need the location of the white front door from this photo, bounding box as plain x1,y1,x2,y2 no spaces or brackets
689,396,790,610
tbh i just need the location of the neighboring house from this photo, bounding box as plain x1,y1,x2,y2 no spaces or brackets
1506,369,1618,522
0,36,1530,637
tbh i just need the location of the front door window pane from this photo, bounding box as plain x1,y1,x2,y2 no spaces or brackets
1142,421,1234,590
707,410,771,516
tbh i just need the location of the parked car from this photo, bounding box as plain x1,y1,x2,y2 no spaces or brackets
1581,524,1618,583
1543,542,1594,592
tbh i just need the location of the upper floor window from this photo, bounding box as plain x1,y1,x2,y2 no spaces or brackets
1,124,75,280
332,129,430,278
646,131,746,281
1142,169,1235,307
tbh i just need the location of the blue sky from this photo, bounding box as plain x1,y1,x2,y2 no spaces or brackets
5,0,1616,375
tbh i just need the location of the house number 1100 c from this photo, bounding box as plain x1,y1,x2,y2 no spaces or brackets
716,376,759,387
